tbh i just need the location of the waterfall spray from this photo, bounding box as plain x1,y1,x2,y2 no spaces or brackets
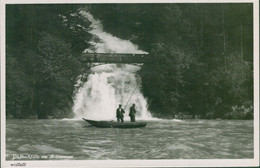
72,10,152,120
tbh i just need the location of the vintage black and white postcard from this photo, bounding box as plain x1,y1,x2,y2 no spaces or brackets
1,0,259,167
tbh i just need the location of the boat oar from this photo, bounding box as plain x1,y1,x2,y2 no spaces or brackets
123,78,140,110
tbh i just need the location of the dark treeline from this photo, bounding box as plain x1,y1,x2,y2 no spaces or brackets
90,4,253,119
6,4,253,119
6,4,89,118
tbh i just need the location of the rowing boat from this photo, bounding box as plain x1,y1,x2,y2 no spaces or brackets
82,118,147,128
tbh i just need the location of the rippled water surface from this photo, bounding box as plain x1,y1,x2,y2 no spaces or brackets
6,119,253,160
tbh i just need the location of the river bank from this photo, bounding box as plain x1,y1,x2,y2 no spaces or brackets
5,114,253,120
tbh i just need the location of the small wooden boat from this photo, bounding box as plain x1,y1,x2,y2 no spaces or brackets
82,118,147,128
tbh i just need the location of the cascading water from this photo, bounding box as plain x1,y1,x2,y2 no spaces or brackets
72,10,152,120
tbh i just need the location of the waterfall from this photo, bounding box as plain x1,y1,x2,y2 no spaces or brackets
72,10,152,120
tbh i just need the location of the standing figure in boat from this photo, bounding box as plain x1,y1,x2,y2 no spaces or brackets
116,104,125,122
129,103,137,122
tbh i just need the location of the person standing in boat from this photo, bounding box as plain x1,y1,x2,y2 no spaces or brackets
116,104,125,122
129,103,137,122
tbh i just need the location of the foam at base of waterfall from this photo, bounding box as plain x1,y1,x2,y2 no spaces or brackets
73,64,152,120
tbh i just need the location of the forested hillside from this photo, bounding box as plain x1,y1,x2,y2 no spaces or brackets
6,4,253,119
6,5,88,118
90,4,253,119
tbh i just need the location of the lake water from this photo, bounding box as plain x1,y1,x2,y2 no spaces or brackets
6,119,253,160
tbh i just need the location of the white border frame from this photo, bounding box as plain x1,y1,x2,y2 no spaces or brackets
1,0,259,167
